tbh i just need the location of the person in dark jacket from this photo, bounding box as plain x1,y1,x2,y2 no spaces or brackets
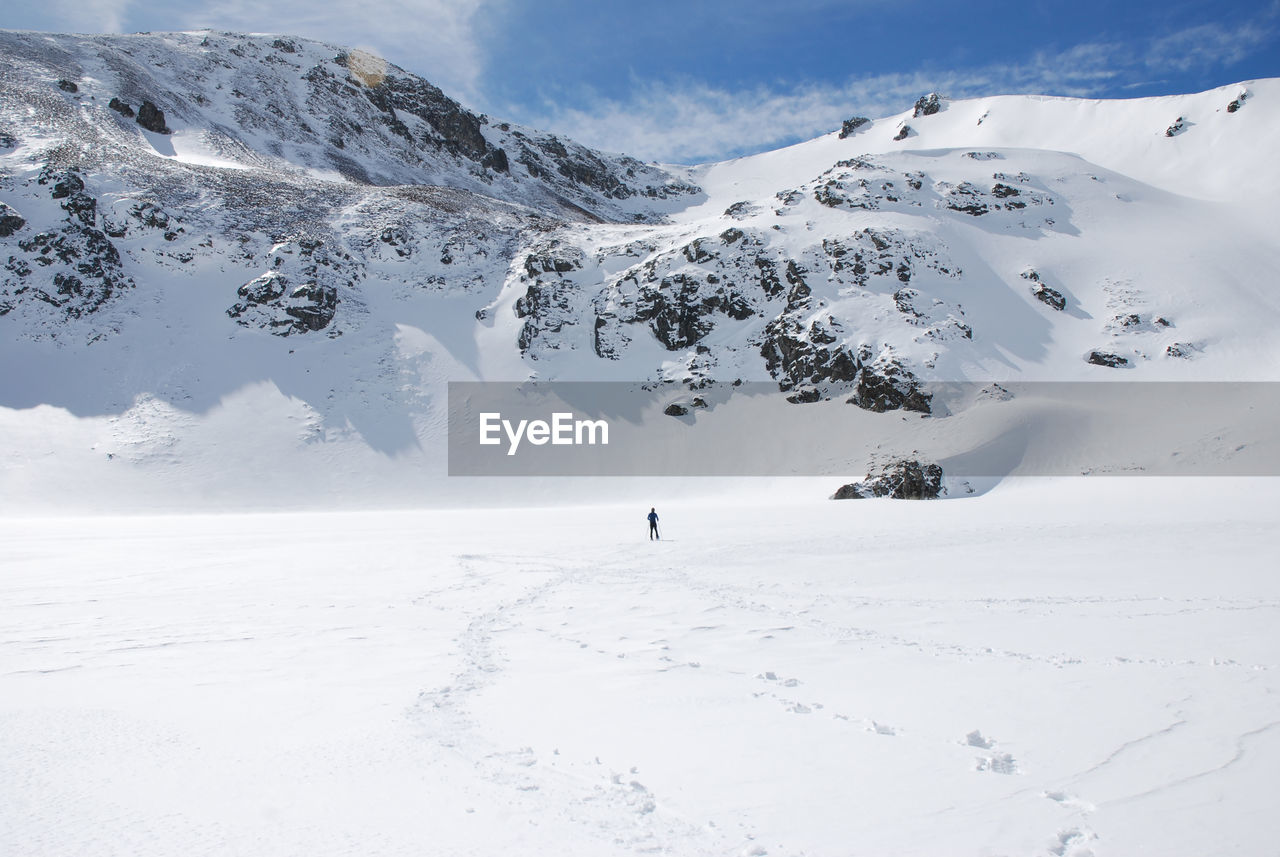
647,507,660,540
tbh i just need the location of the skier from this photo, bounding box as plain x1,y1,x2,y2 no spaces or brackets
647,507,660,540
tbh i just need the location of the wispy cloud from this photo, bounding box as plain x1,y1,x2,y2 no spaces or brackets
175,0,495,104
515,15,1277,164
1144,17,1277,72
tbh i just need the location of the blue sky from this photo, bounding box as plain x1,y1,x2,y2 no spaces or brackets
6,0,1278,162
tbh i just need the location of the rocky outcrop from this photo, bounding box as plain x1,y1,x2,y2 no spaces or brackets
893,124,911,141
57,79,78,93
759,316,860,393
226,238,351,335
1021,269,1065,310
1227,91,1250,113
1087,350,1129,368
0,202,24,237
514,244,586,356
838,116,870,138
912,93,943,117
832,459,944,499
1165,117,1186,137
1,169,133,322
848,354,932,413
593,235,765,363
108,97,135,118
136,100,171,134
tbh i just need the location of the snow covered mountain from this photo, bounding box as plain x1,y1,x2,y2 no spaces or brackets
2,30,1278,509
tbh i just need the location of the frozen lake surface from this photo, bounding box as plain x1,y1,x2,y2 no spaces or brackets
3,478,1277,856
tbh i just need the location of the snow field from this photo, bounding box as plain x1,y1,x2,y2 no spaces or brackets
3,477,1278,856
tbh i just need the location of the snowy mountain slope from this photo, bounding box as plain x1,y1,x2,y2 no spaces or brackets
2,30,1279,509
0,30,699,218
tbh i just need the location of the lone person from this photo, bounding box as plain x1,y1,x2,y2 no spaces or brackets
647,507,660,540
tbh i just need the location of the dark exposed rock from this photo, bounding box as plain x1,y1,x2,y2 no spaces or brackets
632,273,752,349
1166,342,1195,358
108,97,135,118
1087,350,1129,368
42,169,84,199
893,124,911,141
784,260,810,306
1164,117,1186,137
514,245,586,355
848,357,931,413
379,225,412,257
682,238,716,264
136,100,171,134
664,402,689,417
235,271,287,305
227,239,352,336
941,181,989,216
754,256,783,299
786,387,821,404
228,272,339,335
991,182,1020,198
1227,91,1250,113
838,116,870,138
759,316,860,392
0,202,25,237
284,283,338,331
272,38,299,53
57,78,78,93
1032,284,1065,310
912,93,942,117
1022,270,1065,310
833,459,944,500
10,217,132,319
481,147,509,173
523,248,583,277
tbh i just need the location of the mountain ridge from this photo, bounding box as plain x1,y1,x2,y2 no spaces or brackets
2,30,1278,509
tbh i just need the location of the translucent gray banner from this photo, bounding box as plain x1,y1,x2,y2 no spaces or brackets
447,381,1280,477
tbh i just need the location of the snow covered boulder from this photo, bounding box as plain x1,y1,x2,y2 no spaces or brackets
832,459,944,500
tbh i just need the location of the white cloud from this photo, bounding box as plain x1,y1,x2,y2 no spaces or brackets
1144,18,1276,72
518,56,1122,164
176,0,494,105
515,15,1277,164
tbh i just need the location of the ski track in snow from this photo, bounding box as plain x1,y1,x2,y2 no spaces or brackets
6,481,1273,855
